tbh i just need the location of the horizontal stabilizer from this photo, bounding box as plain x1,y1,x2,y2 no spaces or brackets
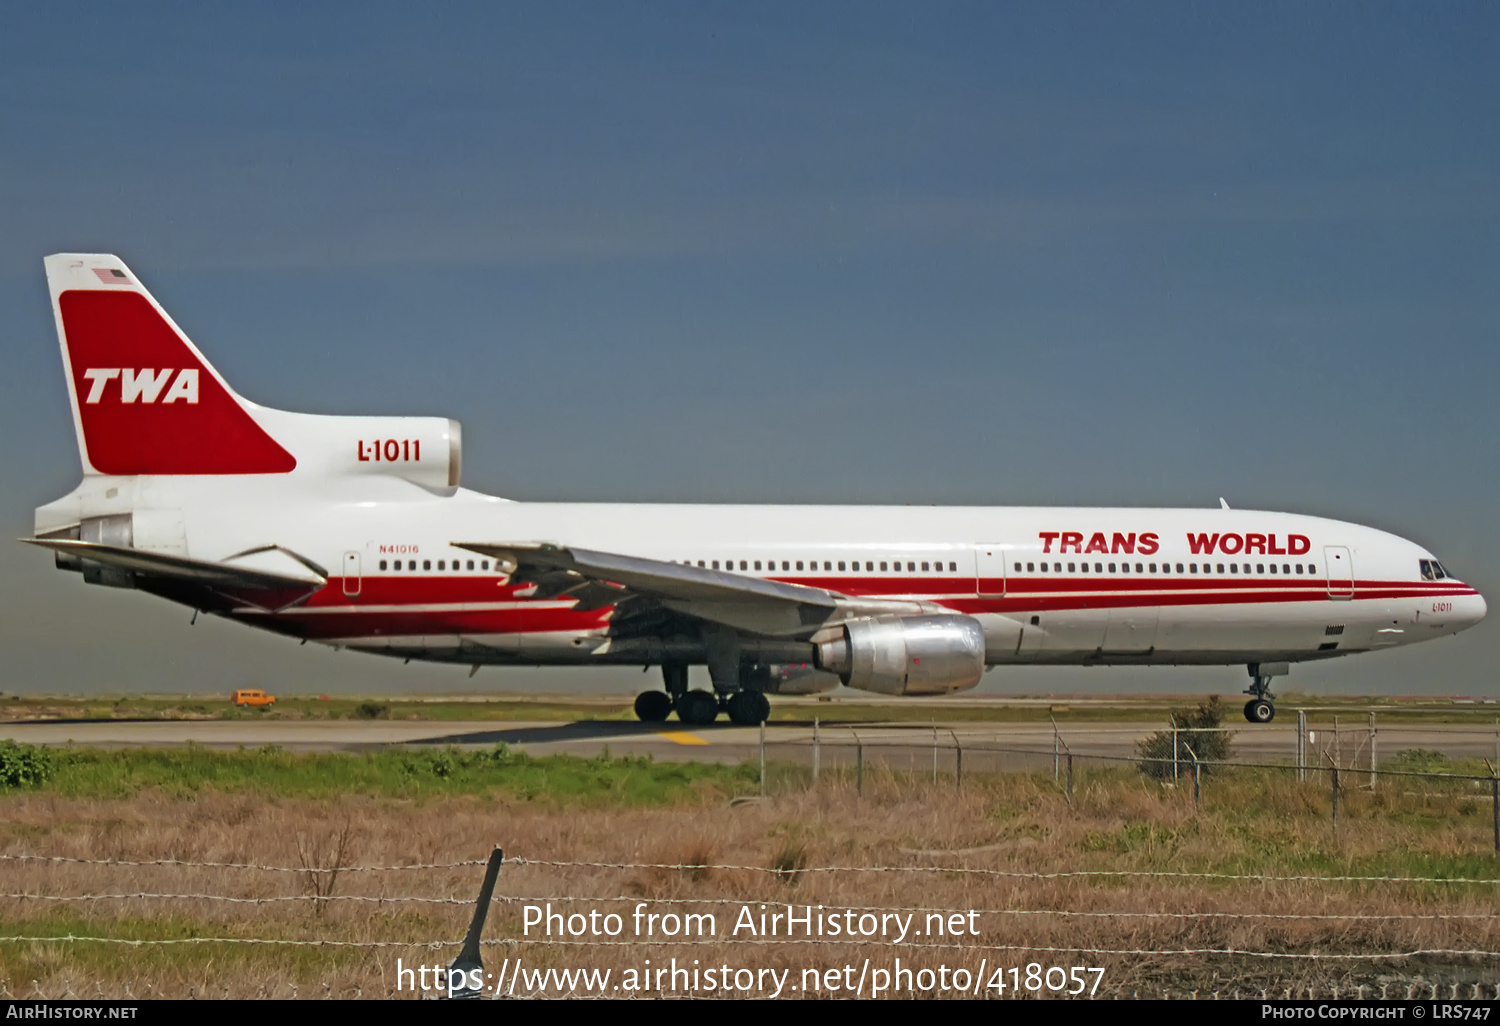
25,538,327,612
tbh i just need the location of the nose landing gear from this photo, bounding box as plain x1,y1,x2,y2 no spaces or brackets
1243,696,1275,723
1243,662,1286,723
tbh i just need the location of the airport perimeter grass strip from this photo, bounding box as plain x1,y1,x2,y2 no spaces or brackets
7,852,1500,886
2,934,1498,960
0,853,489,872
504,857,1500,885
0,934,449,948
503,940,1500,960
9,891,1500,920
28,745,758,801
0,892,473,904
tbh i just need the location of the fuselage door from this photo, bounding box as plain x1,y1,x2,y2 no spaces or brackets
1324,545,1353,600
342,551,362,598
975,545,1007,598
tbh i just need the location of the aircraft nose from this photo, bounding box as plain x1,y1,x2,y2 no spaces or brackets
1454,590,1487,632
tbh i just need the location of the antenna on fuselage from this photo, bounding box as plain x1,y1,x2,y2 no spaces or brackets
1219,497,1231,510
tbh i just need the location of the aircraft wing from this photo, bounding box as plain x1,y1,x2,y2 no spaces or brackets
25,538,327,612
457,542,846,636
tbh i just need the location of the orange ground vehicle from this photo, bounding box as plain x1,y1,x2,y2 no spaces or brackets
231,689,276,707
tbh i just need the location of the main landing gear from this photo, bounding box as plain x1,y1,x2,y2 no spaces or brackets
633,663,771,726
1243,661,1288,723
724,690,771,727
633,690,673,722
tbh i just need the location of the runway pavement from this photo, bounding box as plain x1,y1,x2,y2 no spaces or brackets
3,716,1497,769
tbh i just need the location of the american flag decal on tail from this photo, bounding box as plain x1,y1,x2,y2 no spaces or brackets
92,268,131,285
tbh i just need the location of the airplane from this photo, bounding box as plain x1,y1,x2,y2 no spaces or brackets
27,254,1487,726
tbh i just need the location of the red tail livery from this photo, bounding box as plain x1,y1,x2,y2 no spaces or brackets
50,256,295,475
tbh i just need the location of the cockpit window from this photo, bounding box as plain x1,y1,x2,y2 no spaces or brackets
1420,559,1453,580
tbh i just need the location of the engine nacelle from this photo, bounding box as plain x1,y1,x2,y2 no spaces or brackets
256,412,463,492
815,614,985,696
325,416,462,492
761,663,841,695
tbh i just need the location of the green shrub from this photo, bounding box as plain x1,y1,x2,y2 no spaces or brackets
1389,748,1449,773
0,740,53,789
397,744,515,780
353,701,390,720
1136,697,1235,780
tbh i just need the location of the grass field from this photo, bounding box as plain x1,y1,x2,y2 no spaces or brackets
4,691,1499,727
3,743,1499,999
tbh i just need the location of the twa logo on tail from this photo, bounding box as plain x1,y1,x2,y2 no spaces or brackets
48,253,296,476
83,368,199,404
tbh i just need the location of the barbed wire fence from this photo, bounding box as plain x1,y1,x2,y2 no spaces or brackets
4,848,1500,999
748,718,1500,853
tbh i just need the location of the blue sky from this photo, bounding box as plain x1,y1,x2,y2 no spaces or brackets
1,3,1496,697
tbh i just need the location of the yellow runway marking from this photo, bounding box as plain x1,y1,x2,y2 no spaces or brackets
656,730,709,746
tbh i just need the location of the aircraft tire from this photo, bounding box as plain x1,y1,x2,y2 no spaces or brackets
675,689,720,726
726,690,771,726
1244,699,1275,724
634,690,673,722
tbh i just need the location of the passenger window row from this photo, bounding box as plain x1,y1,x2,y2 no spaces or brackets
1015,561,1318,576
378,558,492,572
681,559,961,573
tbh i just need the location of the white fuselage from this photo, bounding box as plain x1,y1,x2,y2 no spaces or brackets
34,470,1487,674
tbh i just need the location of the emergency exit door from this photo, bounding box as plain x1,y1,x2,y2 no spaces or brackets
342,552,362,597
975,545,1007,597
1324,546,1353,599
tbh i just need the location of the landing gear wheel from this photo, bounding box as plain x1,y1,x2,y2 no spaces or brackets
1244,699,1275,724
725,690,771,726
675,689,720,726
634,691,673,722
1243,667,1278,724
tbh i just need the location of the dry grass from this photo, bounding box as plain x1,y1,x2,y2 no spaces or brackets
3,765,1499,999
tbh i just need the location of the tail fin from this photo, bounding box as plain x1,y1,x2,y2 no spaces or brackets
46,253,296,475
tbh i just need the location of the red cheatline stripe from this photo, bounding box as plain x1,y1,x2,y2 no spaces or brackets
245,576,1475,641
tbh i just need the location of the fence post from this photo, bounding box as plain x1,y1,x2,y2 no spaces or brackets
813,718,820,784
1369,711,1378,790
1297,710,1308,782
1172,722,1179,782
1066,753,1074,801
1331,765,1340,826
933,724,939,785
759,720,766,797
446,846,504,999
1052,718,1060,782
954,736,963,790
856,735,864,796
1184,742,1201,812
1492,774,1499,856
